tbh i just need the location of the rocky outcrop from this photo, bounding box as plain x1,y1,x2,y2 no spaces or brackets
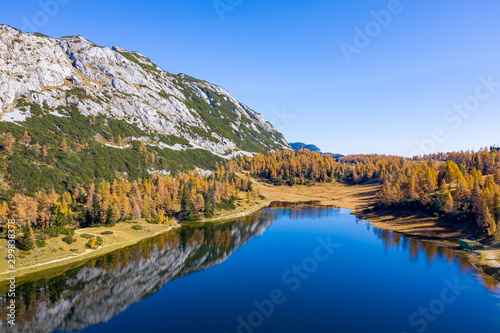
0,25,289,156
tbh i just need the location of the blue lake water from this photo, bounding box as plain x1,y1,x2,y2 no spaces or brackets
2,207,500,333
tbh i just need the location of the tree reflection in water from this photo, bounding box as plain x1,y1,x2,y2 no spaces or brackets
0,207,497,333
0,213,276,333
366,220,499,292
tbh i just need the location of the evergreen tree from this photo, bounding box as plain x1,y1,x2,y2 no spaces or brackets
51,205,67,228
204,188,215,218
105,207,115,226
19,225,35,251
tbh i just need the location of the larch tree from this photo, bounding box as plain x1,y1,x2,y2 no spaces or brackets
60,138,68,151
21,131,31,145
3,132,15,152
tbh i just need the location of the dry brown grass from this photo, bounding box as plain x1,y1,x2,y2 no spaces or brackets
0,223,175,278
257,180,470,240
482,250,500,268
255,181,379,210
363,210,468,240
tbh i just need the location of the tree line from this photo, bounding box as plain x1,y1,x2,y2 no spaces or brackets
2,145,499,238
230,149,500,235
0,163,260,234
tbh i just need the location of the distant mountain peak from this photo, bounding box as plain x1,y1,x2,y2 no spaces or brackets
289,142,321,153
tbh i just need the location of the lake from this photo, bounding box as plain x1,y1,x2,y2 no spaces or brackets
1,207,500,333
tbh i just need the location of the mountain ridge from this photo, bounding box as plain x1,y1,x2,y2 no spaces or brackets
0,24,290,196
0,24,289,157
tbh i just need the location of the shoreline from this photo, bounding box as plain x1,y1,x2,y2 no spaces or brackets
256,181,500,282
201,199,272,223
0,224,180,280
266,199,500,282
358,209,500,282
2,182,499,283
0,200,272,280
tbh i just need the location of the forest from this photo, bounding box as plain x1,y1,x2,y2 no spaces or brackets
1,121,499,252
1,163,261,250
229,149,500,235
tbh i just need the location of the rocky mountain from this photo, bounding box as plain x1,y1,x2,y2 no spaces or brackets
0,25,289,157
0,213,276,333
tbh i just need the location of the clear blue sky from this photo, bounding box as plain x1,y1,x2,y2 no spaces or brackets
2,0,500,156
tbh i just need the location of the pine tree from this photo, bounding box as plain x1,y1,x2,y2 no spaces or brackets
194,194,205,212
180,186,189,213
34,142,41,157
19,224,35,251
0,201,9,222
139,142,146,154
204,188,215,218
51,204,67,228
473,188,496,234
105,207,115,226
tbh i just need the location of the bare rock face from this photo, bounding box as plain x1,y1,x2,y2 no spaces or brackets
0,25,289,156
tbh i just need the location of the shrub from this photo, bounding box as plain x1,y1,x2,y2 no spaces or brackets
62,228,75,236
184,213,202,222
18,234,34,251
258,195,266,200
219,198,236,210
44,227,62,238
101,231,113,235
62,235,76,244
30,103,43,116
80,233,94,239
96,236,103,246
131,225,143,231
35,233,48,240
86,238,96,248
35,239,46,248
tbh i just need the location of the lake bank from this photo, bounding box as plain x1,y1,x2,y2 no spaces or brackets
257,181,500,280
4,206,499,333
2,181,499,282
0,199,271,279
0,223,181,280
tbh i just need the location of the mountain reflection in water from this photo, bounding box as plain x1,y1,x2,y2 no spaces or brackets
0,213,275,333
0,207,498,333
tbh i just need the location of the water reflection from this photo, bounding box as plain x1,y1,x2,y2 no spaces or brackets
268,201,341,220
1,207,498,333
0,214,276,333
365,220,500,292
